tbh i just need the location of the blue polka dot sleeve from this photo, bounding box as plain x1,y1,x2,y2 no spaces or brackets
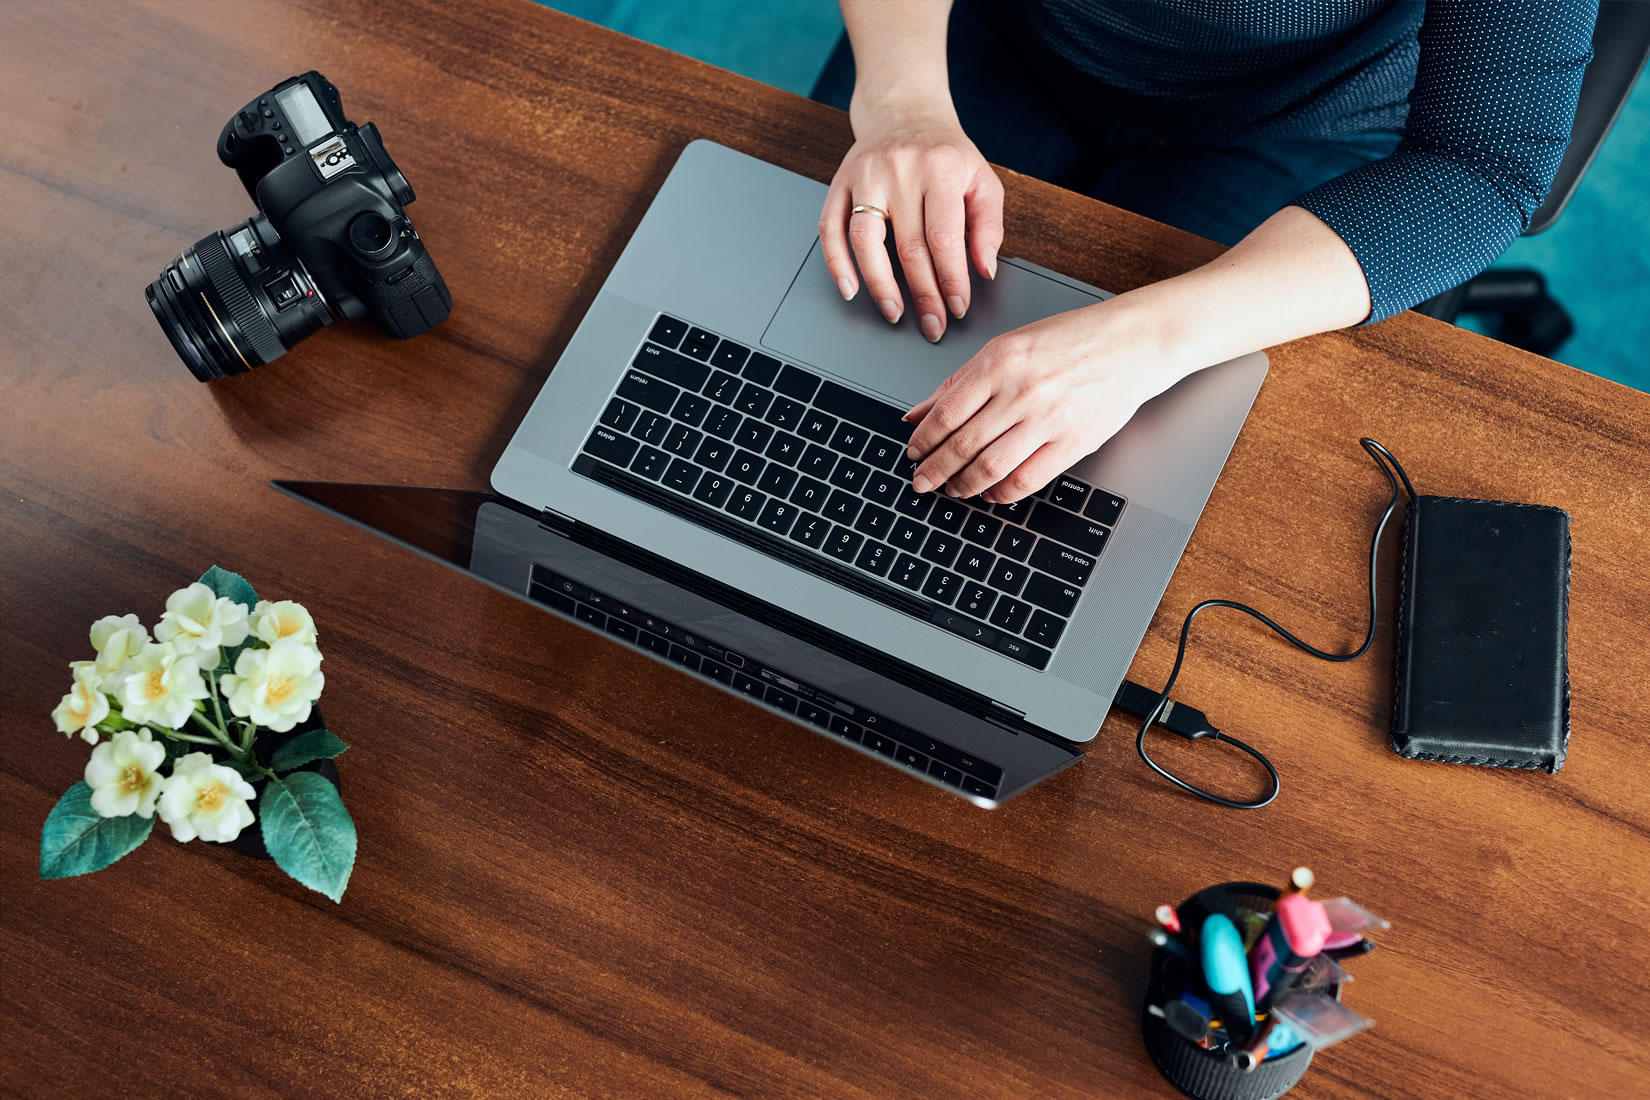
1294,0,1596,323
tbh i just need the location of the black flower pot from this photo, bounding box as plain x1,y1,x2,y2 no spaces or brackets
219,709,341,861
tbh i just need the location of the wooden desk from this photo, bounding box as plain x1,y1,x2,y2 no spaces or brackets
4,1,1647,1094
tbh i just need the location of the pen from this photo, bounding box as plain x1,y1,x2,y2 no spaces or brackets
1155,904,1182,934
1148,927,1195,965
1200,914,1256,1043
1251,894,1332,1012
1282,866,1314,897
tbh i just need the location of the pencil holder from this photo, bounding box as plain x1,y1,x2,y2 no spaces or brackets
1141,882,1323,1100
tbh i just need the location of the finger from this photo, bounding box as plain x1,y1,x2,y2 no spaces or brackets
983,439,1078,504
890,184,948,343
947,421,1044,500
906,371,990,463
965,169,1005,281
911,394,1016,495
902,367,960,425
818,181,858,301
848,205,903,324
924,188,970,320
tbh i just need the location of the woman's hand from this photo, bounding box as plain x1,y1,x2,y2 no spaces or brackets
819,106,1004,344
903,298,1198,502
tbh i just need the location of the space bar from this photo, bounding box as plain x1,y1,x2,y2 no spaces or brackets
571,454,936,620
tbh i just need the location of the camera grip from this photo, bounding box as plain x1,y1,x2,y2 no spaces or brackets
370,250,452,339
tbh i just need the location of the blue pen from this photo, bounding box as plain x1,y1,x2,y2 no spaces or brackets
1200,914,1256,1042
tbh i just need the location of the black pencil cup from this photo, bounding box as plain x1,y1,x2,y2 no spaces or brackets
1141,882,1319,1100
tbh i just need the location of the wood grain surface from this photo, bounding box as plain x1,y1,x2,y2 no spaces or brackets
3,1,1648,1095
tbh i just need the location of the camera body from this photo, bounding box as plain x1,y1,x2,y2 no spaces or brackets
146,71,450,380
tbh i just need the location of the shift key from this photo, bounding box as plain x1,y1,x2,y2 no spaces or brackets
1026,502,1109,554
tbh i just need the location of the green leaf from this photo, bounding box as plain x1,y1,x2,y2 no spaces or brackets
40,782,155,880
198,565,259,610
260,773,356,903
222,757,264,780
270,729,349,774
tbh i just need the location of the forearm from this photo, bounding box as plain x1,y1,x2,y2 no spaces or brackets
840,0,955,126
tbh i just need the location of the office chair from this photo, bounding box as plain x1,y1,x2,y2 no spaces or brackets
1413,0,1650,356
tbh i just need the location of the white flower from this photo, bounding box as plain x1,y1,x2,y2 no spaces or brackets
119,642,209,730
52,662,110,743
89,613,150,691
250,599,319,649
157,752,256,842
219,635,324,733
154,583,250,664
85,727,167,818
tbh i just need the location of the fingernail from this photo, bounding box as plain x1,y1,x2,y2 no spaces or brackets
947,295,966,319
901,409,917,423
837,277,856,301
988,257,998,280
944,484,961,498
907,443,922,459
913,474,933,494
879,299,901,323
920,314,942,343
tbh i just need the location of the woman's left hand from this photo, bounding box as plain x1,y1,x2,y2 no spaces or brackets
903,298,1197,502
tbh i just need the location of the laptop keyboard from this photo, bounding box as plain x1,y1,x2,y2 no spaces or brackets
572,314,1127,671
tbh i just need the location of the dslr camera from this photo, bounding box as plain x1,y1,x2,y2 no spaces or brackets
146,71,450,381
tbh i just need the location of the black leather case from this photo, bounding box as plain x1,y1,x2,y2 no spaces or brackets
1391,496,1571,772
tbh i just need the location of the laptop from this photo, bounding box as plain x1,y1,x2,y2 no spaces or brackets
276,139,1267,807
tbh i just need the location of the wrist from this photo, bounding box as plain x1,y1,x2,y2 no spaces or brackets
848,82,959,140
1087,289,1210,387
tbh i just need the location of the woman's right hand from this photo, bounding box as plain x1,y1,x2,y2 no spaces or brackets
819,104,1004,343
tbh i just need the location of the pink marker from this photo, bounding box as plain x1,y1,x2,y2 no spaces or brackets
1251,894,1333,1011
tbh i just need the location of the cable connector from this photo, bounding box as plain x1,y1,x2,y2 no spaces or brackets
1113,679,1221,741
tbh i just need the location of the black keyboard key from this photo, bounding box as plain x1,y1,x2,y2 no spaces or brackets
798,410,838,444
764,430,805,465
582,426,638,466
993,497,1034,525
632,411,668,446
860,435,903,472
1031,540,1097,585
600,398,639,433
823,489,862,525
928,759,963,787
702,405,741,440
634,343,711,390
726,486,765,521
1047,476,1090,512
800,444,837,479
929,498,968,533
672,391,710,427
798,701,832,728
932,607,996,645
734,382,773,418
920,530,961,568
862,730,895,756
765,394,805,430
921,568,962,604
732,672,764,698
789,511,830,548
734,418,773,451
853,503,896,540
727,449,766,485
889,517,927,551
743,352,781,385
995,526,1035,562
1026,502,1110,555
692,471,734,508
669,644,701,673
758,497,798,535
649,314,687,348
639,630,669,655
629,445,670,480
711,340,750,373
703,369,742,404
988,596,1032,633
1025,609,1066,647
988,558,1029,596
893,489,933,520
607,618,638,643
774,365,820,401
1024,574,1080,618
663,458,700,494
813,380,913,444
995,635,1052,670
829,422,869,458
663,423,702,458
828,457,870,493
961,511,1002,547
824,526,863,562
681,327,718,360
757,464,798,498
702,660,732,685
856,541,895,577
617,369,678,413
764,686,798,713
694,436,733,472
790,476,831,510
892,744,925,770
892,554,930,591
864,470,904,506
1085,490,1126,527
957,583,996,618
955,546,995,582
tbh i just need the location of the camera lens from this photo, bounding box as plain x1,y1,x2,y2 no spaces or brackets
145,217,331,381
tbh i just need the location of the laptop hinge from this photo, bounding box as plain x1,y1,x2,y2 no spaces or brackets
538,507,576,536
988,700,1028,729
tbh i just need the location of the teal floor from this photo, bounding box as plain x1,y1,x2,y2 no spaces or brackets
542,0,1648,392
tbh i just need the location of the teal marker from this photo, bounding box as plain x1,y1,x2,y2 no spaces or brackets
1200,914,1256,1042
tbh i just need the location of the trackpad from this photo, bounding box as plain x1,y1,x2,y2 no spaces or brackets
761,240,1106,408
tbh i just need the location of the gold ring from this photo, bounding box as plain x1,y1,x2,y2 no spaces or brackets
851,204,889,222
